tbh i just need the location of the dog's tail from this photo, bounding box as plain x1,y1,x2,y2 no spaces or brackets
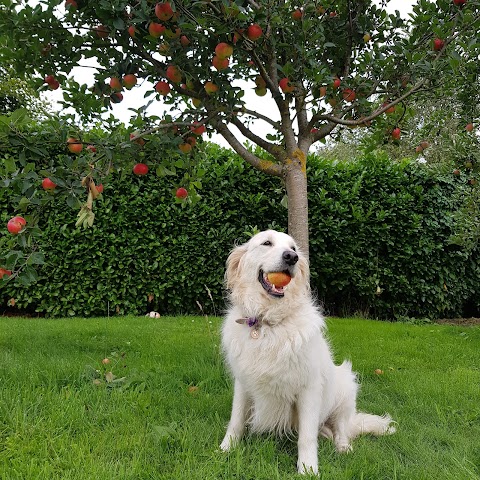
350,412,396,438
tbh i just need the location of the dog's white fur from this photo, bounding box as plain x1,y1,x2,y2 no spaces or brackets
220,230,395,475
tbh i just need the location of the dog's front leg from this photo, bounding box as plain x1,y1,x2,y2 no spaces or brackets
220,379,249,451
296,389,323,475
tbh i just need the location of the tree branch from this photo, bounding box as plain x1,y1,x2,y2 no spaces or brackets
211,119,283,177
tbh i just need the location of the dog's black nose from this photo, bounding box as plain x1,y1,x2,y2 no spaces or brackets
283,250,298,266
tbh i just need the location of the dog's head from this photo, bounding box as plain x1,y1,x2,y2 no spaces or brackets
225,230,309,301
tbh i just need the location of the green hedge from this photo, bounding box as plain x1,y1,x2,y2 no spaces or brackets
1,144,479,319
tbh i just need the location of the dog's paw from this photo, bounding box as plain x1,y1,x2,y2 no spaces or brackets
297,460,318,476
335,442,353,454
220,435,236,452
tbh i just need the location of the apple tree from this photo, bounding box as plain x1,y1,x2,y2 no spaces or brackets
1,0,480,257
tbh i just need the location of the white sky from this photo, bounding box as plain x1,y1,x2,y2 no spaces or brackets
44,0,415,147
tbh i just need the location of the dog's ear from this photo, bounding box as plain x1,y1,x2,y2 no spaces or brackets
225,243,247,290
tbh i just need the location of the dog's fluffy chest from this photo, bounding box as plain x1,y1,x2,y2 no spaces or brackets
223,312,328,400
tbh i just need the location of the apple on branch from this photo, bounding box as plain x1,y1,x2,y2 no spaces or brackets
123,74,137,90
155,80,170,95
7,216,26,235
67,137,83,153
155,2,174,21
42,178,57,190
246,24,262,41
166,65,182,84
133,163,149,175
176,187,188,199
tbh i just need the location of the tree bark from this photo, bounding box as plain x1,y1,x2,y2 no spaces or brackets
284,149,309,260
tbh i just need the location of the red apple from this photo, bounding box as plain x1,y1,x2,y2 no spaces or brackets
42,178,57,190
246,24,262,41
433,38,444,51
110,92,123,103
180,35,190,47
67,137,83,153
279,77,294,93
176,187,188,199
453,0,466,5
155,2,174,21
453,169,461,175
0,268,12,279
190,122,206,135
7,216,26,235
148,22,166,37
44,75,55,85
96,184,104,194
292,9,303,20
123,74,137,90
179,143,192,154
49,80,60,90
332,78,341,89
166,65,182,84
186,136,196,147
65,0,77,9
342,88,356,102
204,81,218,95
319,86,327,97
155,80,170,95
95,25,109,38
391,127,401,140
215,42,233,59
133,163,149,175
465,123,474,132
109,77,123,92
86,144,97,153
212,56,229,70
128,25,136,38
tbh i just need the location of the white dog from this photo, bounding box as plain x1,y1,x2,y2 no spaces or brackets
220,230,395,475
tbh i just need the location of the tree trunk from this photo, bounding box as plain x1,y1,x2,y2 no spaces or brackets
284,149,309,259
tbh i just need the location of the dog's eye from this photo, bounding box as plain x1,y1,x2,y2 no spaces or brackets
291,246,296,251
262,240,272,246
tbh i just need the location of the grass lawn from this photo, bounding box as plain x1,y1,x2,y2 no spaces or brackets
0,315,479,480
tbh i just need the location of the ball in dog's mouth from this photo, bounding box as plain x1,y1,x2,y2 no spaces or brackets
258,270,291,297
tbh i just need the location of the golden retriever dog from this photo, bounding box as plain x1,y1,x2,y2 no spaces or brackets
220,230,395,475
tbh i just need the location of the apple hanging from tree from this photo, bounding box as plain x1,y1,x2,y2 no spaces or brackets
433,38,445,51
67,137,83,153
0,268,12,279
133,163,149,175
465,123,474,132
176,187,188,199
246,24,262,41
148,22,166,37
123,74,137,90
166,65,182,83
155,2,174,21
155,80,170,95
215,42,233,59
279,78,294,93
391,127,401,140
7,216,26,235
42,178,57,190
109,77,123,92
95,25,109,38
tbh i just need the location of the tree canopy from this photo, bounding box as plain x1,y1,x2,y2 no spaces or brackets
0,0,479,261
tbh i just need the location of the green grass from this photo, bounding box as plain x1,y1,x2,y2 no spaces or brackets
0,316,479,480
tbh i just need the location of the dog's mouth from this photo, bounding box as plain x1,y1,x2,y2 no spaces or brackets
258,269,292,297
